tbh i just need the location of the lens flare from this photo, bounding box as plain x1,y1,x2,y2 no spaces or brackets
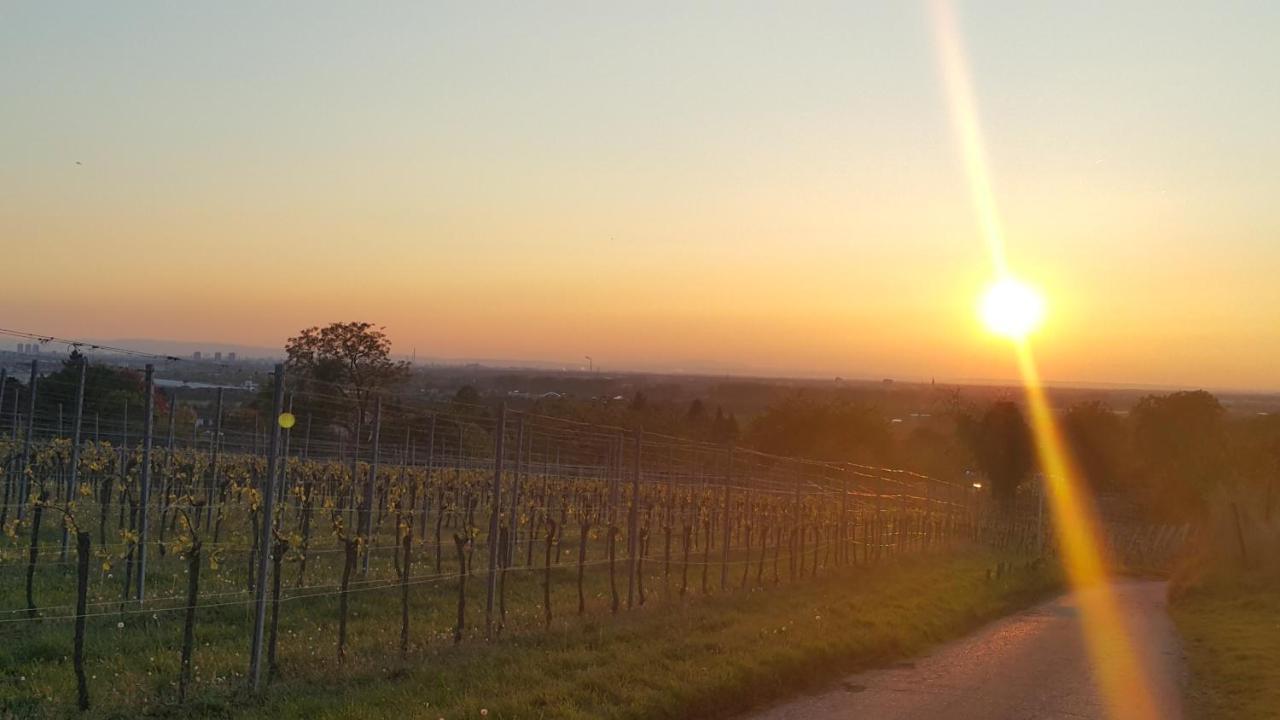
931,1,1166,717
980,277,1045,339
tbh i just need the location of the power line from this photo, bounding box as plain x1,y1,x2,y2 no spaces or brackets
0,327,186,362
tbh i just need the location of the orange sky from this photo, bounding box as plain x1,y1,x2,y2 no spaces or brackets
2,3,1277,390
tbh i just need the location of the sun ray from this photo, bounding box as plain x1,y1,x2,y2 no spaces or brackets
930,1,1164,717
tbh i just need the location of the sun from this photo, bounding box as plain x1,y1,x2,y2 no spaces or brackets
980,276,1045,339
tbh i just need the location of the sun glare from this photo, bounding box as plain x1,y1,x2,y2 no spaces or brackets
980,276,1045,339
936,2,1167,716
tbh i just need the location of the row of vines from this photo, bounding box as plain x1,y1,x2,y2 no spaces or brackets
0,361,1033,714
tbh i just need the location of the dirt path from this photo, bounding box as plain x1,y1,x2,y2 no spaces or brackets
742,580,1186,720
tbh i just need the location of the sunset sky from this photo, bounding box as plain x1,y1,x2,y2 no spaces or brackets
3,2,1277,390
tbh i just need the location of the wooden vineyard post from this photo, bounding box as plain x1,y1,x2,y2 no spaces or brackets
249,363,285,693
873,474,884,562
627,429,641,609
720,446,732,591
1036,473,1046,557
18,359,37,518
948,481,957,548
179,537,201,702
348,406,362,539
205,388,223,531
73,530,91,710
741,462,753,588
790,482,800,582
280,394,293,503
158,389,177,545
135,364,155,602
453,532,468,643
544,516,557,627
361,397,382,575
0,369,6,530
838,466,848,567
607,433,622,614
896,485,907,556
421,414,436,539
921,478,931,552
510,416,525,567
60,355,86,561
528,430,546,567
485,403,506,640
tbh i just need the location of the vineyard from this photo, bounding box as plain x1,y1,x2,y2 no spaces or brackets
0,357,1048,716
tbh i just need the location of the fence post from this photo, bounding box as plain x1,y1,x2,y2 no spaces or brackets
1036,473,1046,557
896,486,907,555
249,363,285,693
281,394,293,501
134,364,155,602
609,434,621,524
627,429,641,609
485,403,507,639
838,466,848,566
361,397,382,575
720,446,733,591
0,368,5,527
60,355,87,561
872,474,883,562
421,414,435,538
18,359,37,518
510,416,525,567
205,388,224,529
922,477,933,552
161,390,176,524
791,480,801,581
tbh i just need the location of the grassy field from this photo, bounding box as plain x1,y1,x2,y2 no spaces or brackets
1171,579,1280,720
2,544,1056,719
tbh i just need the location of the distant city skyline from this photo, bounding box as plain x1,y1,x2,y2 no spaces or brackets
0,331,1271,395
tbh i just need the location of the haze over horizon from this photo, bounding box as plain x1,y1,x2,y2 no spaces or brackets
0,332,1261,396
4,2,1277,392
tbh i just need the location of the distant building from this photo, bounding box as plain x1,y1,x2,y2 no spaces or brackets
193,351,202,361
227,352,237,361
214,351,222,361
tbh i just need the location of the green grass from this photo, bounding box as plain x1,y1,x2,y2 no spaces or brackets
1171,579,1280,720
2,545,1057,719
